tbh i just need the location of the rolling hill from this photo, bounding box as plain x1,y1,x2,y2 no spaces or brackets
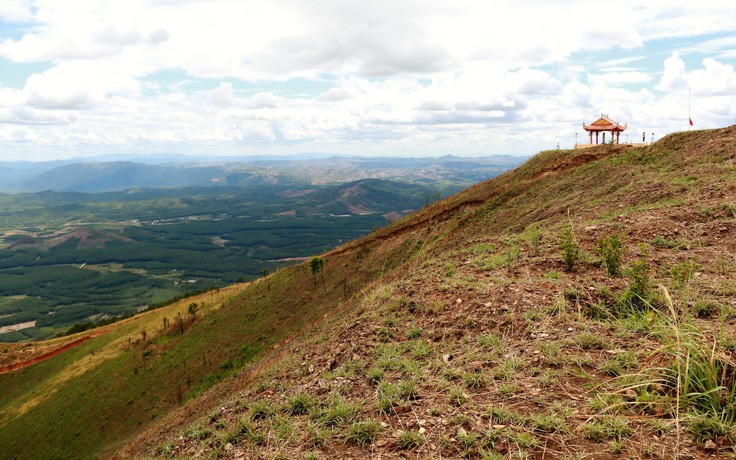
1,155,525,194
2,126,735,459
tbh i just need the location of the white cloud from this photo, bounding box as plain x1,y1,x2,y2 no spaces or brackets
656,52,689,92
0,0,32,22
690,58,736,96
590,71,654,86
0,1,734,159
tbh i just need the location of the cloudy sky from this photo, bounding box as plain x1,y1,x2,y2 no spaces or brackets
0,0,735,161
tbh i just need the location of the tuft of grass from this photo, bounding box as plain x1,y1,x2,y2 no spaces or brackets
377,379,418,413
580,417,633,441
407,326,423,339
397,429,426,449
345,420,381,446
463,372,488,389
527,413,569,433
575,332,610,350
284,392,315,416
487,405,521,425
312,397,360,428
249,400,276,421
448,386,469,407
598,351,639,376
182,423,212,440
477,332,504,352
366,367,384,385
686,414,732,444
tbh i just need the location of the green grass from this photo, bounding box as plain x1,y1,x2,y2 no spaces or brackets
345,420,381,446
0,227,423,459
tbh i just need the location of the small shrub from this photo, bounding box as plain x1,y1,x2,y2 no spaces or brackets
560,227,580,271
667,260,699,288
618,254,652,311
596,234,624,277
504,244,521,272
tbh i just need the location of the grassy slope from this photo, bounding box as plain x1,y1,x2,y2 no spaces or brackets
0,209,422,458
3,127,735,459
123,127,736,458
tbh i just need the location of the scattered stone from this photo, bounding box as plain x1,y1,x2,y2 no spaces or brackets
567,327,574,332
456,298,463,305
224,443,233,451
623,389,637,400
704,439,717,451
442,353,453,363
393,405,412,414
484,302,493,308
375,439,388,447
457,427,467,438
418,427,426,435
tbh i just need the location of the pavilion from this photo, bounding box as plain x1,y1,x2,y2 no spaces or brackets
582,114,627,145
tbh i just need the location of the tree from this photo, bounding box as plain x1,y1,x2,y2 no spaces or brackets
309,256,325,285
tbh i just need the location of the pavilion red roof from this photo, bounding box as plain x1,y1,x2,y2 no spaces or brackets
583,115,627,132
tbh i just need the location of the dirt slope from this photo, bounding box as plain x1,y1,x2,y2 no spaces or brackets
118,126,736,459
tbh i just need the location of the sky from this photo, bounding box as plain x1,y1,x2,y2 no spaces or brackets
0,0,735,161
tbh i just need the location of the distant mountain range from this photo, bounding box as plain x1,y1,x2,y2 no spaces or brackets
0,154,527,193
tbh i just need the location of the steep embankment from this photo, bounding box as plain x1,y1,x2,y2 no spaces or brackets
2,126,735,459
0,212,427,458
123,126,736,459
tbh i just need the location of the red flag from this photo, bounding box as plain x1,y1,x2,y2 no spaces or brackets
689,117,693,126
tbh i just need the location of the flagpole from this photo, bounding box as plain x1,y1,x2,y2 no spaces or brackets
688,87,691,130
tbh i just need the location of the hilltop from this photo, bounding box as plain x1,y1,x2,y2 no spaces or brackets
2,126,735,459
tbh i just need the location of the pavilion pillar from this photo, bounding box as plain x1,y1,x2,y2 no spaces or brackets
616,131,620,144
589,132,592,144
595,132,599,144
